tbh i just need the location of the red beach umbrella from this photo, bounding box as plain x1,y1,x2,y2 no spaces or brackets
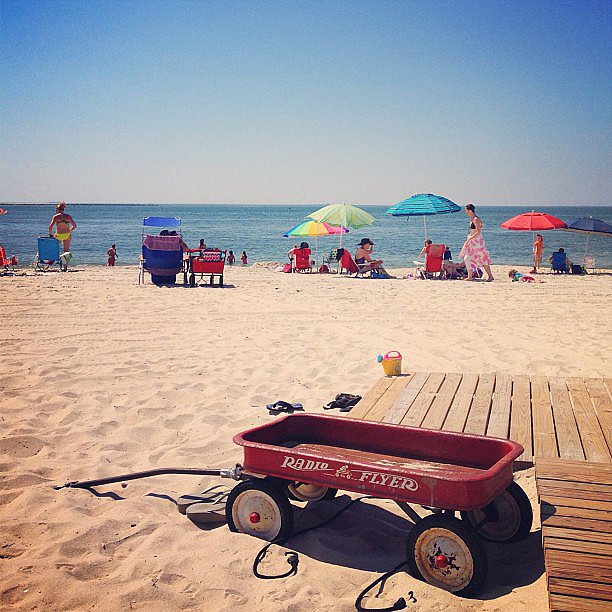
500,211,567,231
0,208,7,215
501,211,567,270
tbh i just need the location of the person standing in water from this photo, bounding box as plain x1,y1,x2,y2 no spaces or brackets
241,251,248,265
459,203,494,281
48,202,77,253
227,250,235,265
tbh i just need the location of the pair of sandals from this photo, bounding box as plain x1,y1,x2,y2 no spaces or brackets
324,393,362,412
266,401,304,415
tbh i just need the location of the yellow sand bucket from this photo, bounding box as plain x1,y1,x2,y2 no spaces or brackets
378,351,402,376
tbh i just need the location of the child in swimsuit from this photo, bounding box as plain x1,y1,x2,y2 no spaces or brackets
107,244,117,267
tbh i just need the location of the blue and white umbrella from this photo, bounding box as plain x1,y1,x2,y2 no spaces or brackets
564,216,612,264
386,193,461,240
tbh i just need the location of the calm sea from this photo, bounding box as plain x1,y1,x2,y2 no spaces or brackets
1,204,611,269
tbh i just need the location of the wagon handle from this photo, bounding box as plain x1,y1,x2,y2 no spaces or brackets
54,464,243,490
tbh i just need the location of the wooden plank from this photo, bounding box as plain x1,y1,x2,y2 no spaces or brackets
536,459,612,484
364,375,412,423
541,514,612,533
538,484,612,503
541,496,612,512
509,375,533,463
531,375,558,460
566,377,612,463
486,373,512,439
549,593,612,612
463,373,495,435
348,376,396,420
545,537,612,557
549,576,612,601
421,372,462,430
383,372,429,424
541,503,611,522
399,372,445,427
545,549,612,581
585,378,612,452
442,373,478,432
549,377,585,461
543,526,612,546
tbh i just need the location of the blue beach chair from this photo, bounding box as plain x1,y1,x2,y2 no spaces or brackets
550,251,569,273
138,217,187,285
33,237,68,272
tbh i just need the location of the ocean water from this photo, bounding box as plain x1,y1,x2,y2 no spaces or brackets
1,204,611,269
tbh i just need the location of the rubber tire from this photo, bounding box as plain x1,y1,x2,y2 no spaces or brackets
460,481,533,543
407,514,487,598
226,480,293,541
189,273,195,287
219,275,223,287
286,482,337,502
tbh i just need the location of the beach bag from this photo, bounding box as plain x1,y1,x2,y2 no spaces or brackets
319,265,329,273
282,263,292,273
571,264,585,275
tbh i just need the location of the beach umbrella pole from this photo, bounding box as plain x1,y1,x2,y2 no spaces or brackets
423,217,428,241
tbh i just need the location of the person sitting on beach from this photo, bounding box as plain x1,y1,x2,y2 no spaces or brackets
107,244,117,267
549,247,572,271
288,244,298,263
355,238,392,277
227,250,235,265
508,269,540,283
419,239,432,257
48,202,77,253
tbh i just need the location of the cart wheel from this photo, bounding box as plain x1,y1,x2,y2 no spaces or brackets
226,480,293,541
210,274,214,285
189,273,195,287
407,514,487,598
460,481,532,543
287,482,337,502
219,275,223,287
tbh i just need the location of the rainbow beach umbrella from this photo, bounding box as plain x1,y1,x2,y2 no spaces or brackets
284,220,348,263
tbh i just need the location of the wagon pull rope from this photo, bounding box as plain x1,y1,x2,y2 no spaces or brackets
251,494,418,609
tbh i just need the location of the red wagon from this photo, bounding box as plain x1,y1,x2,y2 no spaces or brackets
228,413,532,597
188,248,226,287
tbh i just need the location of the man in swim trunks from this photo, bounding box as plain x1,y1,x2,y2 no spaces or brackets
48,202,77,253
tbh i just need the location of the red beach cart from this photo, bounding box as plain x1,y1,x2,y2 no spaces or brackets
188,248,226,287
227,413,532,597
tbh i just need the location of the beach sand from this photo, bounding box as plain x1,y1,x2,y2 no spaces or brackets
1,264,610,611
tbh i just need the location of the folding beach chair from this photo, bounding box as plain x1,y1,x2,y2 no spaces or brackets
1,243,18,274
33,237,68,272
339,250,372,277
293,247,313,273
415,244,445,279
322,248,340,273
188,249,226,287
550,251,569,273
139,216,187,285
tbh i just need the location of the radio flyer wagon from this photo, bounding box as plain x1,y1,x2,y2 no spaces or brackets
227,414,532,597
187,248,226,287
57,413,532,598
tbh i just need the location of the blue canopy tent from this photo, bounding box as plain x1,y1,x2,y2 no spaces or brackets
386,193,461,241
564,216,612,269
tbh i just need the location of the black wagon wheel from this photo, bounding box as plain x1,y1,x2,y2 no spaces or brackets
218,275,224,287
226,480,293,541
407,513,487,598
189,273,195,287
460,481,532,543
286,482,337,502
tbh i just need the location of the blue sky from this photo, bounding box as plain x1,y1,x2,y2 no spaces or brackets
1,0,610,205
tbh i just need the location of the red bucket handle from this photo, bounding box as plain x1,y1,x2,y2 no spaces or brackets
384,351,402,360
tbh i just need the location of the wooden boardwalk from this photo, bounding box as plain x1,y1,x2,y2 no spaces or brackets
537,460,612,611
350,372,612,465
352,371,612,611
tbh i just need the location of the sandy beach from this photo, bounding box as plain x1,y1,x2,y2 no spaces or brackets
1,264,610,611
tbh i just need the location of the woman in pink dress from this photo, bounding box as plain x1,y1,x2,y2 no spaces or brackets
459,204,494,282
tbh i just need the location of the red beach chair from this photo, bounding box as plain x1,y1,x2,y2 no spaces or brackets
419,243,445,279
293,247,312,273
188,249,226,287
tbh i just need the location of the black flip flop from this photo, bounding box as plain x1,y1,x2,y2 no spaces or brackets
267,401,304,414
